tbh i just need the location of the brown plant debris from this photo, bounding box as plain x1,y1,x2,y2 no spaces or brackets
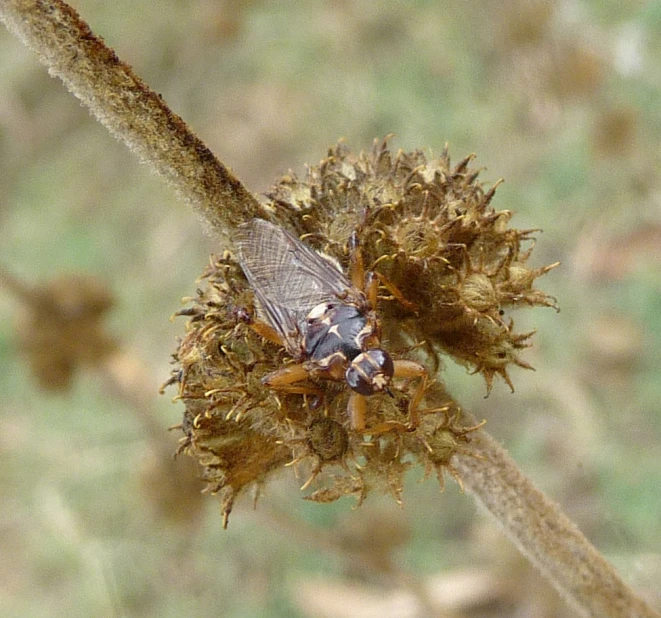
166,139,558,526
16,274,118,392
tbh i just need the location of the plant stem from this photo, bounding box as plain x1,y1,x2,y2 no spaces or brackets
454,421,659,618
0,0,264,236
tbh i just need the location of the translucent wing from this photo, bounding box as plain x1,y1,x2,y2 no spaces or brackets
235,219,351,353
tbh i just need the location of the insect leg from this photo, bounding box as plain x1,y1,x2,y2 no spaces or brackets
365,271,379,309
372,271,418,313
347,391,367,432
236,307,286,346
348,230,366,292
266,383,324,395
348,230,417,312
262,363,312,392
248,320,285,346
263,363,322,396
392,359,427,428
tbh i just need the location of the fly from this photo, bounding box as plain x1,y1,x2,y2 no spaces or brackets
235,218,427,432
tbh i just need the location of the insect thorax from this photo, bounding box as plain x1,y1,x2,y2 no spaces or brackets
304,301,369,364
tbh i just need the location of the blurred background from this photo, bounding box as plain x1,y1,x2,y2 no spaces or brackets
1,1,660,616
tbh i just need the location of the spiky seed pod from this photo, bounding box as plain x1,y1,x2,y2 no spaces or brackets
307,418,349,463
270,138,558,391
169,251,476,525
170,256,291,526
167,139,557,525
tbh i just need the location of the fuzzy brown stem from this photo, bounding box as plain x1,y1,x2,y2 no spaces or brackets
0,0,264,235
453,424,659,618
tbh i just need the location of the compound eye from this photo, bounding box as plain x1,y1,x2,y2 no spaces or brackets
345,364,374,395
369,349,394,379
345,349,394,396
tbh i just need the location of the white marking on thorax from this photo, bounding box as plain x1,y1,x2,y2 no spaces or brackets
307,302,331,322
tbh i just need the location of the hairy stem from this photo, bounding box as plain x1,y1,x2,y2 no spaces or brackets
454,422,659,618
0,0,264,236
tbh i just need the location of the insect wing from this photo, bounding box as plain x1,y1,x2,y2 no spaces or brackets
236,219,351,351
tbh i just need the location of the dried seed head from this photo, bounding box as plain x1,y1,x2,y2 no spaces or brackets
270,138,558,391
168,250,473,525
167,139,557,525
462,273,498,313
307,418,349,462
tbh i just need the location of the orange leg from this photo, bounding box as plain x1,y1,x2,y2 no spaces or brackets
248,319,285,347
347,391,367,432
373,271,418,313
266,383,324,396
365,271,379,309
347,230,417,313
262,363,324,396
393,359,427,428
263,362,312,388
236,306,286,347
348,231,366,292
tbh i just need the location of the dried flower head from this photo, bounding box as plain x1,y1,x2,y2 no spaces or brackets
167,139,558,526
272,138,558,390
